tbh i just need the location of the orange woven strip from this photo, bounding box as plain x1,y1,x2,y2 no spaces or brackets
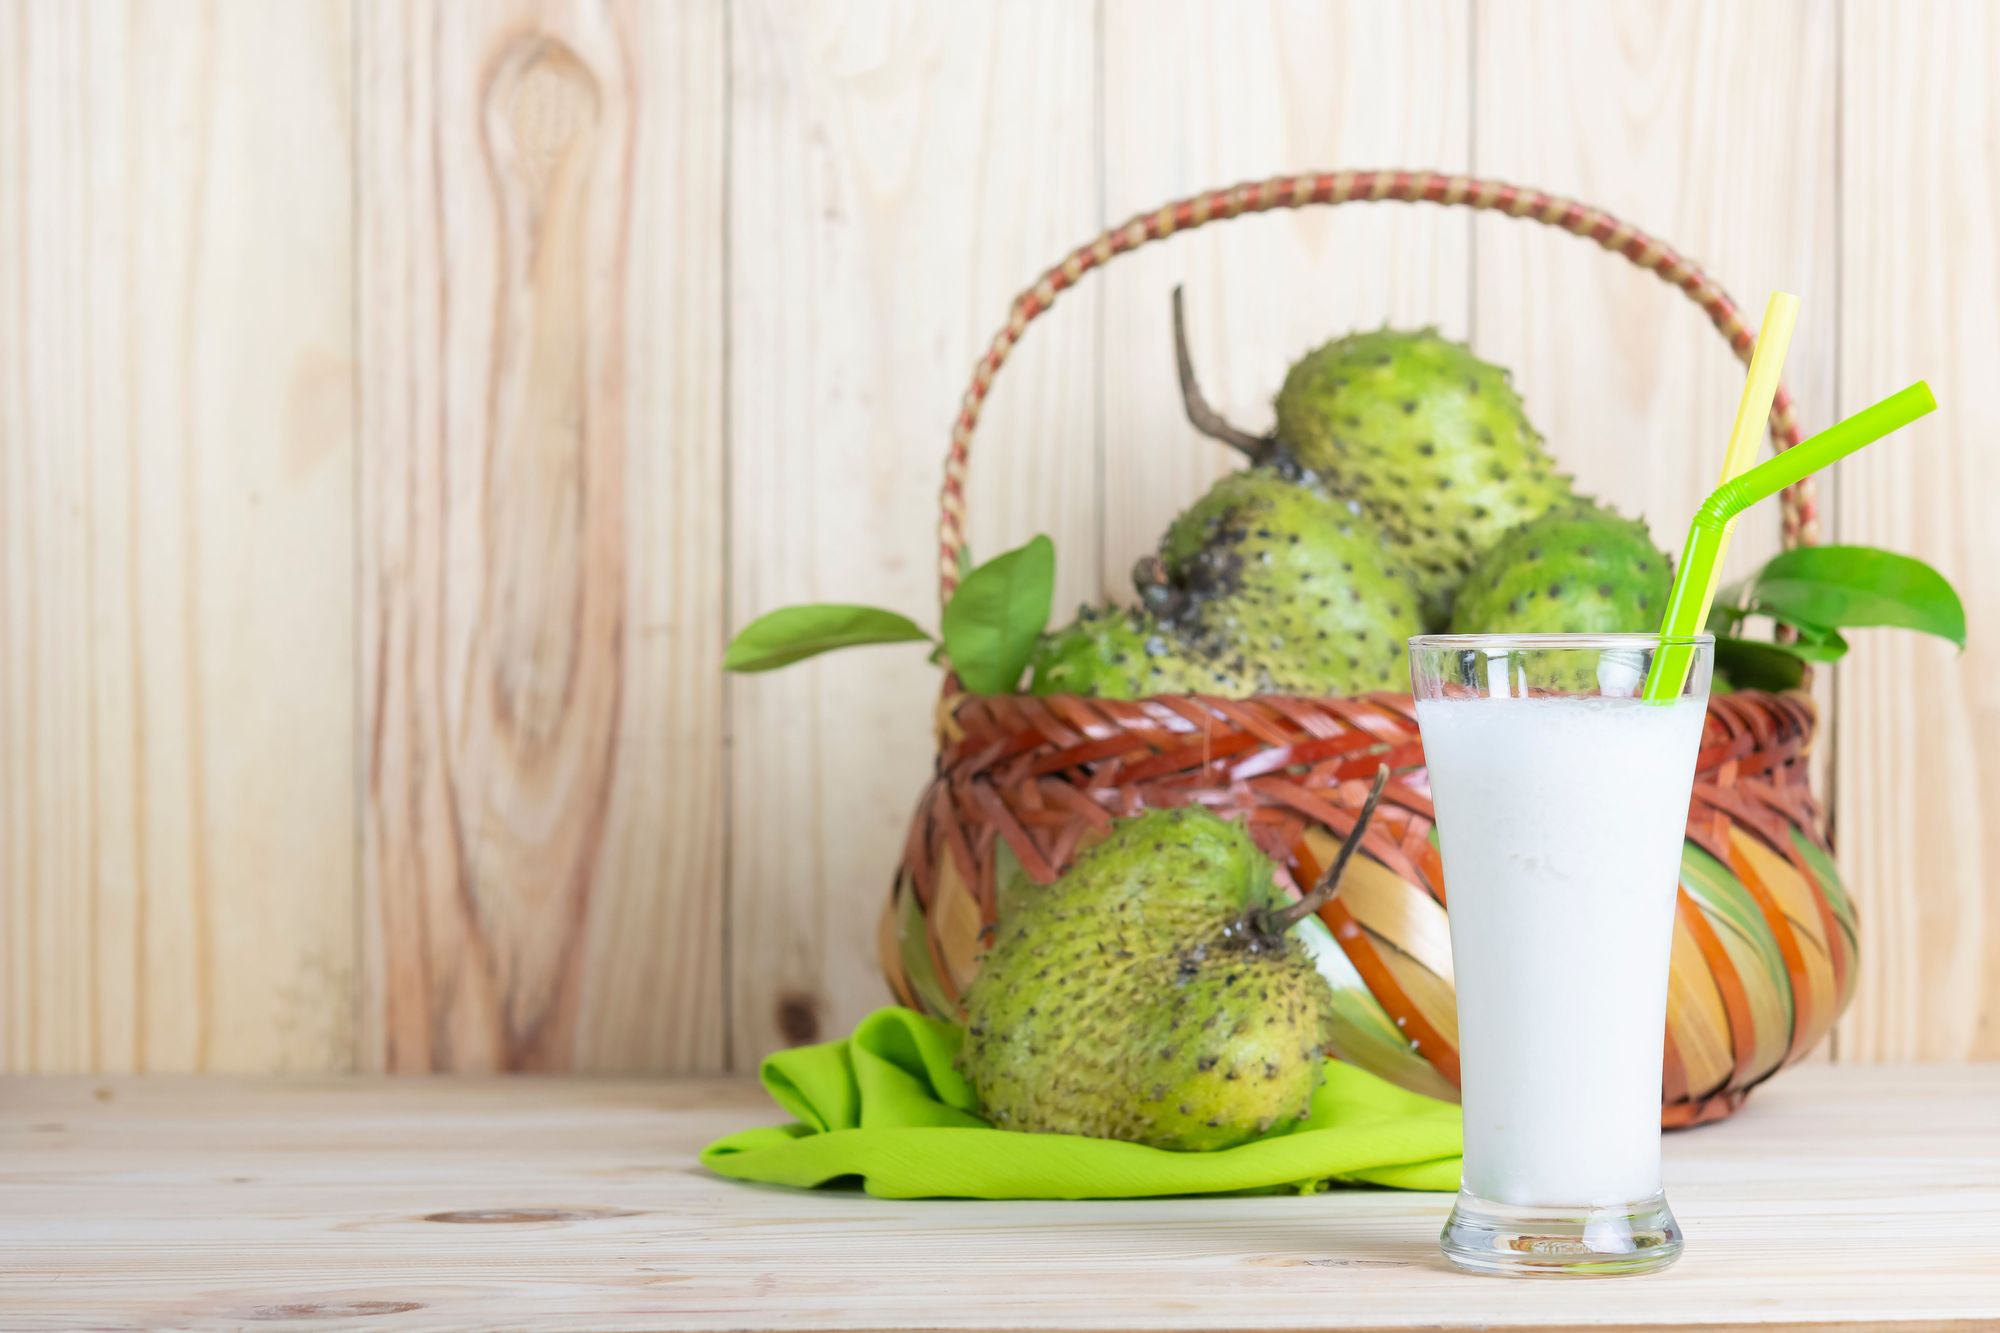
1292,826,1463,1090
1224,736,1359,782
1722,838,1819,1067
1323,693,1421,741
1024,731,1152,779
1254,775,1425,886
964,781,1055,885
937,788,984,899
1710,702,1848,1006
1782,837,1853,1011
1326,898,1461,1088
1662,1024,1690,1107
1661,1088,1746,1129
1676,885,1763,1090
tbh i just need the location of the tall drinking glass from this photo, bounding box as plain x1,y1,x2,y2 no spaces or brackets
1409,632,1713,1277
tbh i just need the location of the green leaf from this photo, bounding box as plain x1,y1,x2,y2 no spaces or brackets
723,604,932,673
1712,635,1807,693
940,534,1055,694
1705,579,1752,632
1781,622,1849,663
1742,545,1966,647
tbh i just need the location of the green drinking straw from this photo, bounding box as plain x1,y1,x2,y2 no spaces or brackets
1641,381,1939,702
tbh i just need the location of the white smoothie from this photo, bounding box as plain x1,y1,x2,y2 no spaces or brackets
1417,694,1706,1208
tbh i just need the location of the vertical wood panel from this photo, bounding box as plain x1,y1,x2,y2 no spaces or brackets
727,0,1099,1063
1099,0,1472,598
1835,0,2000,1061
358,0,728,1071
0,0,356,1072
1473,0,1839,1057
3,0,1996,1074
1472,0,1838,592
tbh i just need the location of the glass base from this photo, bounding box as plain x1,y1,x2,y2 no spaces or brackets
1440,1188,1682,1277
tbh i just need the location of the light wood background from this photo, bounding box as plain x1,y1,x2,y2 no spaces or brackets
1,0,1992,1074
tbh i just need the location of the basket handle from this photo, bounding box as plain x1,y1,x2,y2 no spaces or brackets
937,170,1813,606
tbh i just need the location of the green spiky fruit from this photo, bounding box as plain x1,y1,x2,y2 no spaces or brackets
1150,468,1423,695
1449,500,1674,634
1272,328,1574,624
957,806,1336,1150
1027,605,1255,699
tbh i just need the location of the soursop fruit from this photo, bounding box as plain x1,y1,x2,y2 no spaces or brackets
1145,468,1423,695
957,805,1339,1150
1449,500,1673,635
1272,329,1575,624
1028,605,1255,699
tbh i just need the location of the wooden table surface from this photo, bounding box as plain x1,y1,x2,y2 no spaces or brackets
3,1066,1996,1332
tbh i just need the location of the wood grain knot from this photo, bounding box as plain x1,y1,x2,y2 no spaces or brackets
420,1206,636,1225
776,991,822,1044
245,1302,422,1321
487,33,600,198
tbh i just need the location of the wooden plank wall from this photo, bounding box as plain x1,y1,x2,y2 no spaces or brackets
1835,0,2000,1061
355,0,729,1073
726,0,1100,1063
1,0,357,1072
1,0,1993,1072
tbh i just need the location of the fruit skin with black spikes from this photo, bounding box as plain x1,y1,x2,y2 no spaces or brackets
956,770,1391,1151
1026,603,1257,699
1172,287,1575,631
1145,468,1424,696
1450,499,1674,636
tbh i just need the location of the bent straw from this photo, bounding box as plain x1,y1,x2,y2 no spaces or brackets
1699,292,1800,630
1642,380,1939,702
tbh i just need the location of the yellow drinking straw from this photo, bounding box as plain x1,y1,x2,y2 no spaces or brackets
1699,292,1801,629
1642,381,1938,702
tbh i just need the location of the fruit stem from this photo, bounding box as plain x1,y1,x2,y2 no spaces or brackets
1265,765,1392,934
1172,286,1275,462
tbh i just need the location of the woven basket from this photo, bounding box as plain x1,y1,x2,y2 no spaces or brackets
880,171,1853,1129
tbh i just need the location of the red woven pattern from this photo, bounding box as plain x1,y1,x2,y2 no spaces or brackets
885,688,1846,1128
937,170,1816,605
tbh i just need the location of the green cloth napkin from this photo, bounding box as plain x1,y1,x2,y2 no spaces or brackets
700,1007,1462,1199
